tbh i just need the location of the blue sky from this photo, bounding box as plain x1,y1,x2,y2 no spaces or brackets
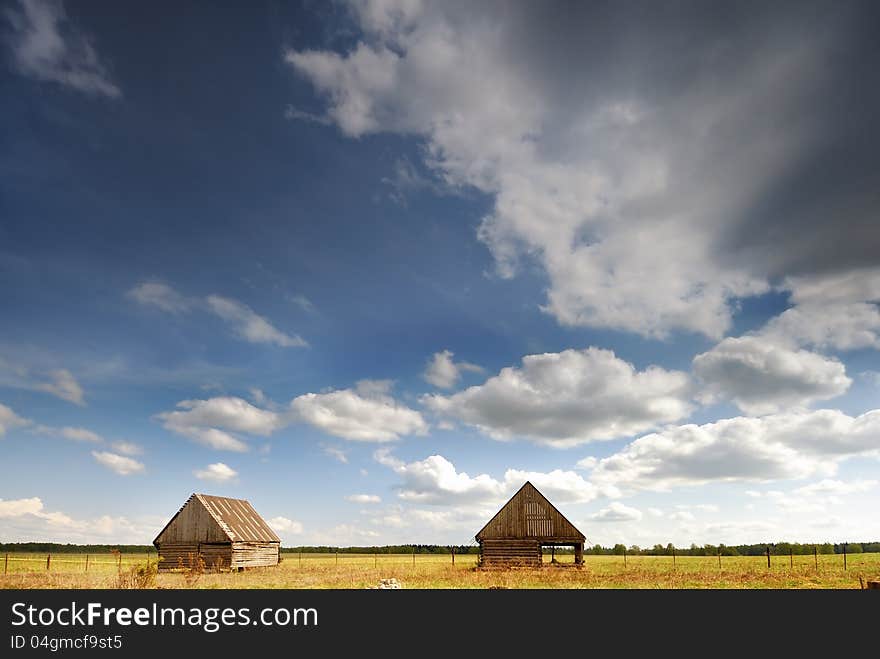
1,0,879,548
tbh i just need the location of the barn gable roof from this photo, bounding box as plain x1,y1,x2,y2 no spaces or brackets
475,481,585,543
153,493,281,546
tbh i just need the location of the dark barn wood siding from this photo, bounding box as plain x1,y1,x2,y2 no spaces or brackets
154,494,280,571
475,482,586,567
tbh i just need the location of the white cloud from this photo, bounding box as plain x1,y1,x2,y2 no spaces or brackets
91,451,145,476
193,462,238,483
668,511,696,522
423,347,691,446
322,445,349,463
127,281,192,313
292,380,428,442
127,281,307,348
792,479,877,497
111,440,143,455
591,408,880,491
590,502,643,523
5,0,121,97
576,456,597,470
0,403,30,436
268,516,303,534
749,269,880,352
249,387,268,406
0,497,158,543
35,369,84,405
285,2,862,339
159,397,283,435
693,336,851,415
422,349,483,389
59,426,102,443
346,494,381,504
375,449,610,507
156,396,283,452
678,504,720,513
205,295,307,348
647,507,664,517
0,496,43,517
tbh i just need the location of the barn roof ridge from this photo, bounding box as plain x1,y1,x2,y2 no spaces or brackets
475,480,586,542
153,492,280,546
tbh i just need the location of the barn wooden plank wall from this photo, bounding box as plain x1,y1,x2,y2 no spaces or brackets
477,482,585,543
154,494,280,572
476,482,586,567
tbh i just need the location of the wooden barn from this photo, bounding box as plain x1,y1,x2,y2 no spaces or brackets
153,493,281,572
475,481,586,567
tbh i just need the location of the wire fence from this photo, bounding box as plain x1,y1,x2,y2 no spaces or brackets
3,548,877,575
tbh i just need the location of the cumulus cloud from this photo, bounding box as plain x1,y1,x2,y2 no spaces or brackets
91,450,144,475
193,462,238,483
5,0,121,97
423,347,691,446
292,380,428,442
792,479,877,497
287,2,879,338
322,445,348,463
0,497,156,543
127,281,191,313
156,396,283,452
205,295,307,348
590,408,880,491
35,369,84,405
128,281,306,348
756,269,880,352
59,426,102,443
111,440,143,455
693,336,851,414
375,449,611,507
422,349,483,389
0,496,43,517
0,403,30,436
346,494,381,504
268,516,303,534
590,502,643,523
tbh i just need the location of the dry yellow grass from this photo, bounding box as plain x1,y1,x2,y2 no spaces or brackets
2,552,879,589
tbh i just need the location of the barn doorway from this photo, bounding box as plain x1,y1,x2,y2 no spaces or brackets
540,543,584,565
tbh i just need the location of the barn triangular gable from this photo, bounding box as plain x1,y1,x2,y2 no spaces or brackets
475,481,585,542
153,493,232,547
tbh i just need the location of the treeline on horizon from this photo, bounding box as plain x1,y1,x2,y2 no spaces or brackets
3,541,879,556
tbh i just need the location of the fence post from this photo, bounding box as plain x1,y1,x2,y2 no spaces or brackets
85,555,89,573
623,548,627,568
299,551,302,568
766,546,771,569
843,542,847,570
374,552,377,569
4,553,7,574
47,553,51,571
117,553,122,573
717,549,721,569
672,547,676,568
451,546,455,566
789,549,793,569
814,545,818,570
335,551,338,567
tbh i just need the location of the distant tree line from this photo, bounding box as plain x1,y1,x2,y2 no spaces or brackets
3,541,878,555
281,544,481,555
0,543,155,554
590,542,880,556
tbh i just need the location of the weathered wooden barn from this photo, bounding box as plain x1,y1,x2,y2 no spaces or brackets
153,493,281,571
475,481,586,567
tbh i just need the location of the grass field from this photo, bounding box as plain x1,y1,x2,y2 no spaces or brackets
1,551,879,589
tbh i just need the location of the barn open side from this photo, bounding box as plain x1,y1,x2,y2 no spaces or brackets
153,493,281,571
475,482,586,567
